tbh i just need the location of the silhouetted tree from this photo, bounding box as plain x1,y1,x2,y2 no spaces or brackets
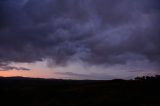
135,75,160,81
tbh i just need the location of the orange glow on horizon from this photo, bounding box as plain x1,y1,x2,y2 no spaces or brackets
0,61,62,79
0,70,59,79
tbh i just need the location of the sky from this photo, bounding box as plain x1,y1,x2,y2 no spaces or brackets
0,0,160,80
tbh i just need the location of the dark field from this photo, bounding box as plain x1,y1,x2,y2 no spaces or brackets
0,77,160,106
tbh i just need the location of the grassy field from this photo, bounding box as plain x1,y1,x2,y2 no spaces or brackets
0,77,160,106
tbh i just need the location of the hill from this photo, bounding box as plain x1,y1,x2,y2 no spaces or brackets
0,76,160,106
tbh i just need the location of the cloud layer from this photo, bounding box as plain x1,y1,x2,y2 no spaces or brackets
0,62,30,71
0,0,160,71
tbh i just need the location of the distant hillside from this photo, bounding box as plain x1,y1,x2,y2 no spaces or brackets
0,76,160,106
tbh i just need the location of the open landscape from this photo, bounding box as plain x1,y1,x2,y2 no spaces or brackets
0,0,160,106
0,76,160,106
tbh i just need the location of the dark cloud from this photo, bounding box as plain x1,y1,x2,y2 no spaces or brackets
0,0,160,71
0,63,30,71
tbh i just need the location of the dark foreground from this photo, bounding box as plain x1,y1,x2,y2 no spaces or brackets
0,77,160,106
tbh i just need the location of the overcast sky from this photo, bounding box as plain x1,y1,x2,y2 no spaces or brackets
0,0,160,80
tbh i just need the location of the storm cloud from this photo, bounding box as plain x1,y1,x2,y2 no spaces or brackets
0,62,30,71
0,0,160,71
